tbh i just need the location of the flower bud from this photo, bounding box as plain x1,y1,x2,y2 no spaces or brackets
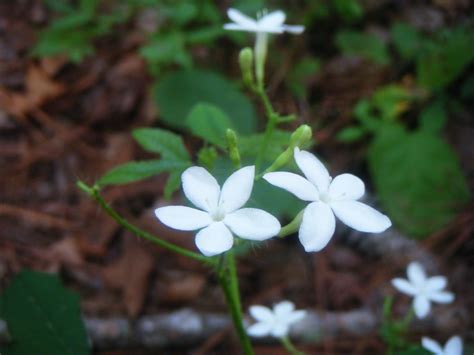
239,47,255,88
289,124,312,148
226,129,241,168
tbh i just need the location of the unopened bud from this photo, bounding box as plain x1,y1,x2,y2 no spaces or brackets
289,124,312,148
239,47,254,88
226,129,241,168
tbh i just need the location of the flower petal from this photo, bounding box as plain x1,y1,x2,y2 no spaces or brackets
299,202,335,252
328,173,365,201
294,148,331,193
227,8,257,28
330,200,392,233
258,10,286,30
194,222,233,256
413,295,431,318
391,278,417,296
247,321,273,337
425,276,447,292
182,167,220,212
155,206,211,231
271,323,289,338
224,23,258,32
263,172,319,201
287,310,307,324
219,166,255,213
407,262,427,288
249,305,274,322
444,336,463,355
273,301,295,318
422,337,443,355
429,291,454,304
282,25,305,34
224,208,280,241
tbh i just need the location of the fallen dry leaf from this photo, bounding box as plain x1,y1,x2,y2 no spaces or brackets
102,236,155,317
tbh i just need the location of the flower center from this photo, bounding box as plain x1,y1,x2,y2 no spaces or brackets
319,192,331,203
211,205,226,222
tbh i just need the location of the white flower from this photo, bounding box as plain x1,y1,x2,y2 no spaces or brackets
263,148,391,252
155,166,280,256
422,336,463,355
392,262,455,319
247,301,306,338
224,8,304,34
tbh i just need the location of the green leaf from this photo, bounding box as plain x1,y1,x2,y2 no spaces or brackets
153,69,258,134
419,100,447,134
332,0,363,22
391,22,422,60
417,27,474,90
287,56,320,98
164,170,183,199
239,130,293,161
186,103,233,147
372,85,412,121
0,270,90,355
335,30,390,65
337,126,367,142
132,128,190,161
98,159,189,186
368,123,470,238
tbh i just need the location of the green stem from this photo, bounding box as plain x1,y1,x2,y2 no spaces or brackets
255,87,278,173
78,181,213,265
281,336,305,355
217,252,254,355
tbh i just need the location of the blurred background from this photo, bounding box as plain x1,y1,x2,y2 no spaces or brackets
0,0,473,354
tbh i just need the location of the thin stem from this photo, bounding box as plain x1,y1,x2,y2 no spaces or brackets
218,252,254,355
78,181,213,265
281,336,305,355
255,87,278,172
278,209,305,238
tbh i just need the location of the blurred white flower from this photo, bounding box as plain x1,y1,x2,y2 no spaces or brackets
155,166,280,256
247,301,306,338
224,8,304,34
392,262,455,319
422,336,463,355
263,148,391,252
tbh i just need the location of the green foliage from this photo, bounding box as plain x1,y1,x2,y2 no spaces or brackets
286,56,321,98
239,130,294,162
336,125,367,142
391,22,423,60
154,69,258,134
132,128,190,161
98,160,189,186
419,100,447,134
186,103,233,148
98,128,191,195
332,0,363,22
368,123,470,238
33,0,128,62
197,146,218,171
335,30,390,65
0,270,89,355
417,27,474,90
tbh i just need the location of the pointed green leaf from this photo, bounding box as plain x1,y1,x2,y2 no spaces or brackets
0,270,89,355
132,128,190,161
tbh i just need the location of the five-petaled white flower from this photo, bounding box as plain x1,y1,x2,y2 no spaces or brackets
247,301,306,338
263,148,392,252
422,336,463,355
155,166,280,256
224,8,304,34
391,262,455,319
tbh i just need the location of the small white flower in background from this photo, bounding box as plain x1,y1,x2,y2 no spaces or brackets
422,336,463,355
224,8,304,34
263,148,391,252
247,301,306,338
391,261,455,319
155,166,280,256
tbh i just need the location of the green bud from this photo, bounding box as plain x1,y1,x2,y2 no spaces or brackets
197,146,218,171
239,47,254,88
289,124,312,148
226,129,241,168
